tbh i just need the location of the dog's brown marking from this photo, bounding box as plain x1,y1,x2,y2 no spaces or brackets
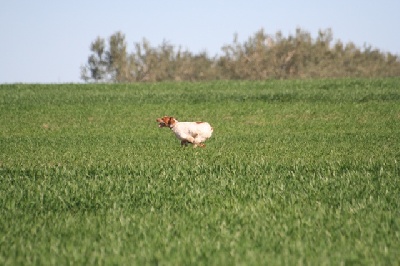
157,116,177,128
196,121,204,124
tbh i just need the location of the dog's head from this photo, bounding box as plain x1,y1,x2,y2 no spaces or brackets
156,116,177,128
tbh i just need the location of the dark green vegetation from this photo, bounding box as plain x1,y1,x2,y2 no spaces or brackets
81,28,400,83
1,79,399,265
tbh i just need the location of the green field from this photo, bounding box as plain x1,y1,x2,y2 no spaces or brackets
1,79,399,265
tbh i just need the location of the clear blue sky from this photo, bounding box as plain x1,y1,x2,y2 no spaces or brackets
1,0,399,83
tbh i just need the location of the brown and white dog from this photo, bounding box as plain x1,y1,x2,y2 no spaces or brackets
156,116,213,147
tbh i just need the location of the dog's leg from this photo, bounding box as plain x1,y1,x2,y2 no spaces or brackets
192,135,206,148
186,136,195,145
181,140,189,146
192,141,206,148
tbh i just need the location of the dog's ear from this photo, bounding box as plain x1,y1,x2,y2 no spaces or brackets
164,116,171,126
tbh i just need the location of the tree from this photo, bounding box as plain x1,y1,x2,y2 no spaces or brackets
81,29,400,82
106,32,132,82
80,37,109,82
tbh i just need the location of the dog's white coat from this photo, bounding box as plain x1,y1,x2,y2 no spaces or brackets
171,121,213,145
157,116,213,147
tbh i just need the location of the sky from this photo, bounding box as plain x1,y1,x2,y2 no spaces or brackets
1,0,399,83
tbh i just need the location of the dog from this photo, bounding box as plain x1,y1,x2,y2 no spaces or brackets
156,116,213,147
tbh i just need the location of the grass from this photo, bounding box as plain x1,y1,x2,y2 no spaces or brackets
1,78,400,265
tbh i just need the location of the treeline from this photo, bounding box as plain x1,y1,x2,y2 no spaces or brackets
81,28,400,82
